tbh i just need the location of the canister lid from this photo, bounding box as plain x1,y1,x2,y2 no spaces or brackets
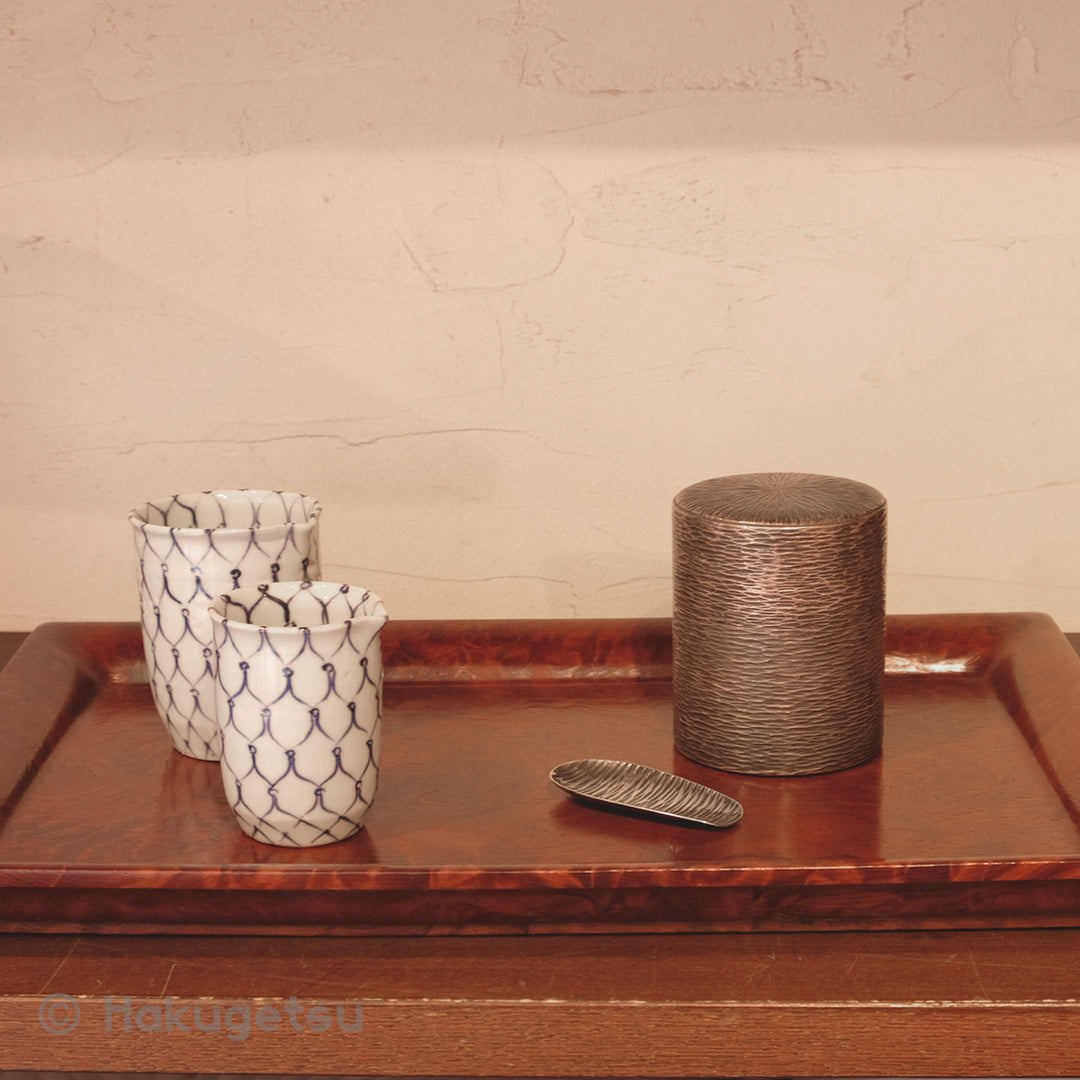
674,472,885,527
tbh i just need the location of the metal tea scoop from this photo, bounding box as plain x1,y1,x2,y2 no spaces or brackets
550,759,744,829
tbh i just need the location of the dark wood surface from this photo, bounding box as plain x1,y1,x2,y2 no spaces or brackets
4,925,1080,1076
2,624,1080,1074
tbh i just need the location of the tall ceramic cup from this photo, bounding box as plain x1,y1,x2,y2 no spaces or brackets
131,490,321,761
209,580,388,847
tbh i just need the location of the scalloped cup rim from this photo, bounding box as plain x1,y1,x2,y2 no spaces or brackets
129,489,321,535
209,580,387,634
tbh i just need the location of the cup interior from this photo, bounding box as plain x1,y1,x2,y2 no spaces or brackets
211,581,386,629
133,490,319,531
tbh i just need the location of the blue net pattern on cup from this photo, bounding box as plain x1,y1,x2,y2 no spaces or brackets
131,490,320,760
214,585,385,847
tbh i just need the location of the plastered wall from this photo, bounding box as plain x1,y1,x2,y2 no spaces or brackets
4,1,1080,629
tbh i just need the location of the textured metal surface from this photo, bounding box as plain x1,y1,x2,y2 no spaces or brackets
673,472,886,776
550,759,744,829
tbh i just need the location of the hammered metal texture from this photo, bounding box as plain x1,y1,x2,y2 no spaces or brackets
673,472,886,776
550,759,744,828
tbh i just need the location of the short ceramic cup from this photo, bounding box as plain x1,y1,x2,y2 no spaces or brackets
209,580,388,848
131,490,321,761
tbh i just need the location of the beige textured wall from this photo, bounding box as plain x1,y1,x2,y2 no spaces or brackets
4,1,1080,629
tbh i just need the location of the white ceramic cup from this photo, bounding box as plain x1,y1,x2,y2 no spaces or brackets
131,490,321,761
209,580,388,847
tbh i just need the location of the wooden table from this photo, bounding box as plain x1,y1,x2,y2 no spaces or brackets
1,629,1079,1076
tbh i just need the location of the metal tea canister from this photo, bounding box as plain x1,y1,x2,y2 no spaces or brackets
672,472,886,776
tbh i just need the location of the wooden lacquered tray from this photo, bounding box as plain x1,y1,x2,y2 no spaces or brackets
2,615,1080,935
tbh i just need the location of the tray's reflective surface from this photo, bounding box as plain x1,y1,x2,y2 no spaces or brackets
3,615,1080,934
